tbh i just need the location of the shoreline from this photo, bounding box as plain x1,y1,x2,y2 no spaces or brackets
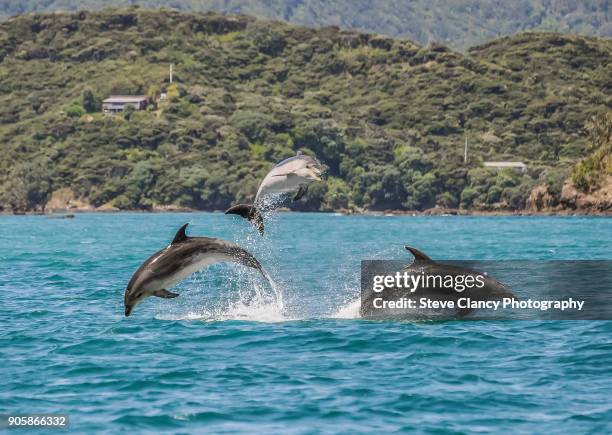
3,208,610,217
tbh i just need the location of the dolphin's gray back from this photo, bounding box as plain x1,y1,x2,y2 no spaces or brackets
126,237,263,293
273,154,321,169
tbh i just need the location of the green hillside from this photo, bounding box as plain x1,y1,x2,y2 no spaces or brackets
1,1,610,51
0,9,610,213
571,112,611,193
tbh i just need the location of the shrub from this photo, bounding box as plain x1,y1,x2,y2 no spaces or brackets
230,110,275,143
65,104,85,118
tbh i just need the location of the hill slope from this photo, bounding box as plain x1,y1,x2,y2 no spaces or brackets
0,9,610,213
0,1,611,51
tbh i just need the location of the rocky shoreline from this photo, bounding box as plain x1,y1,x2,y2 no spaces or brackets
4,206,610,217
3,182,610,217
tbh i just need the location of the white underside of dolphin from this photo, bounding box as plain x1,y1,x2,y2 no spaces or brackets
144,251,234,292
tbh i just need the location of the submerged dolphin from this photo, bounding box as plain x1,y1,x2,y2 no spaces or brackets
225,151,325,235
360,246,517,319
124,223,265,316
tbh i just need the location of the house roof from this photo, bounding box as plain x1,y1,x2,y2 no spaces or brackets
103,95,148,103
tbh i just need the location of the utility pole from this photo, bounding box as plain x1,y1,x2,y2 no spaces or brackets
169,64,173,83
464,136,468,163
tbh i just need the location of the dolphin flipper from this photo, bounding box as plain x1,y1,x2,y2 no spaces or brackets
153,289,179,299
293,185,308,201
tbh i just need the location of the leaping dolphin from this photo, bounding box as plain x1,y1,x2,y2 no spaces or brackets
124,223,266,316
225,151,325,235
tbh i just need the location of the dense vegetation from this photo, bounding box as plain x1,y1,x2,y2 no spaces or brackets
571,112,612,193
1,0,610,51
0,9,610,213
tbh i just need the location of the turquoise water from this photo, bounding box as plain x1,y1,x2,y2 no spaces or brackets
1,213,611,433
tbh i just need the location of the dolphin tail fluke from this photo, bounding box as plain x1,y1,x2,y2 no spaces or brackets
228,246,267,278
225,204,265,236
225,203,252,219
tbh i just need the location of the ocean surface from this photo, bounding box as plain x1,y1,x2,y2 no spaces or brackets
1,213,611,433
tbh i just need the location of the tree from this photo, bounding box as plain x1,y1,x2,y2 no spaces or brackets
2,158,53,213
82,89,101,113
230,110,275,143
247,23,286,56
123,105,135,120
322,177,350,210
571,112,612,192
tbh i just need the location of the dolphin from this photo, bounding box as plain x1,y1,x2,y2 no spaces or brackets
225,151,325,235
124,223,266,316
360,246,517,319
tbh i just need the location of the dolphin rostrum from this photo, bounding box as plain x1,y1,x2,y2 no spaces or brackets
225,151,325,235
124,223,266,316
360,246,517,319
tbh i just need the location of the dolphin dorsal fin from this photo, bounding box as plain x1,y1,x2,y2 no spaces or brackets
172,223,189,244
405,246,432,262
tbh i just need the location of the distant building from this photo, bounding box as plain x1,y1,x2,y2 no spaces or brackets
102,95,148,113
484,161,527,173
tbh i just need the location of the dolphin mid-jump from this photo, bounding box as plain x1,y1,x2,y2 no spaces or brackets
124,223,266,316
225,151,325,235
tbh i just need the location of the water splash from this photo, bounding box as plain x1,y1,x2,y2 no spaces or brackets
259,193,289,213
156,276,291,323
216,281,291,323
332,298,362,319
